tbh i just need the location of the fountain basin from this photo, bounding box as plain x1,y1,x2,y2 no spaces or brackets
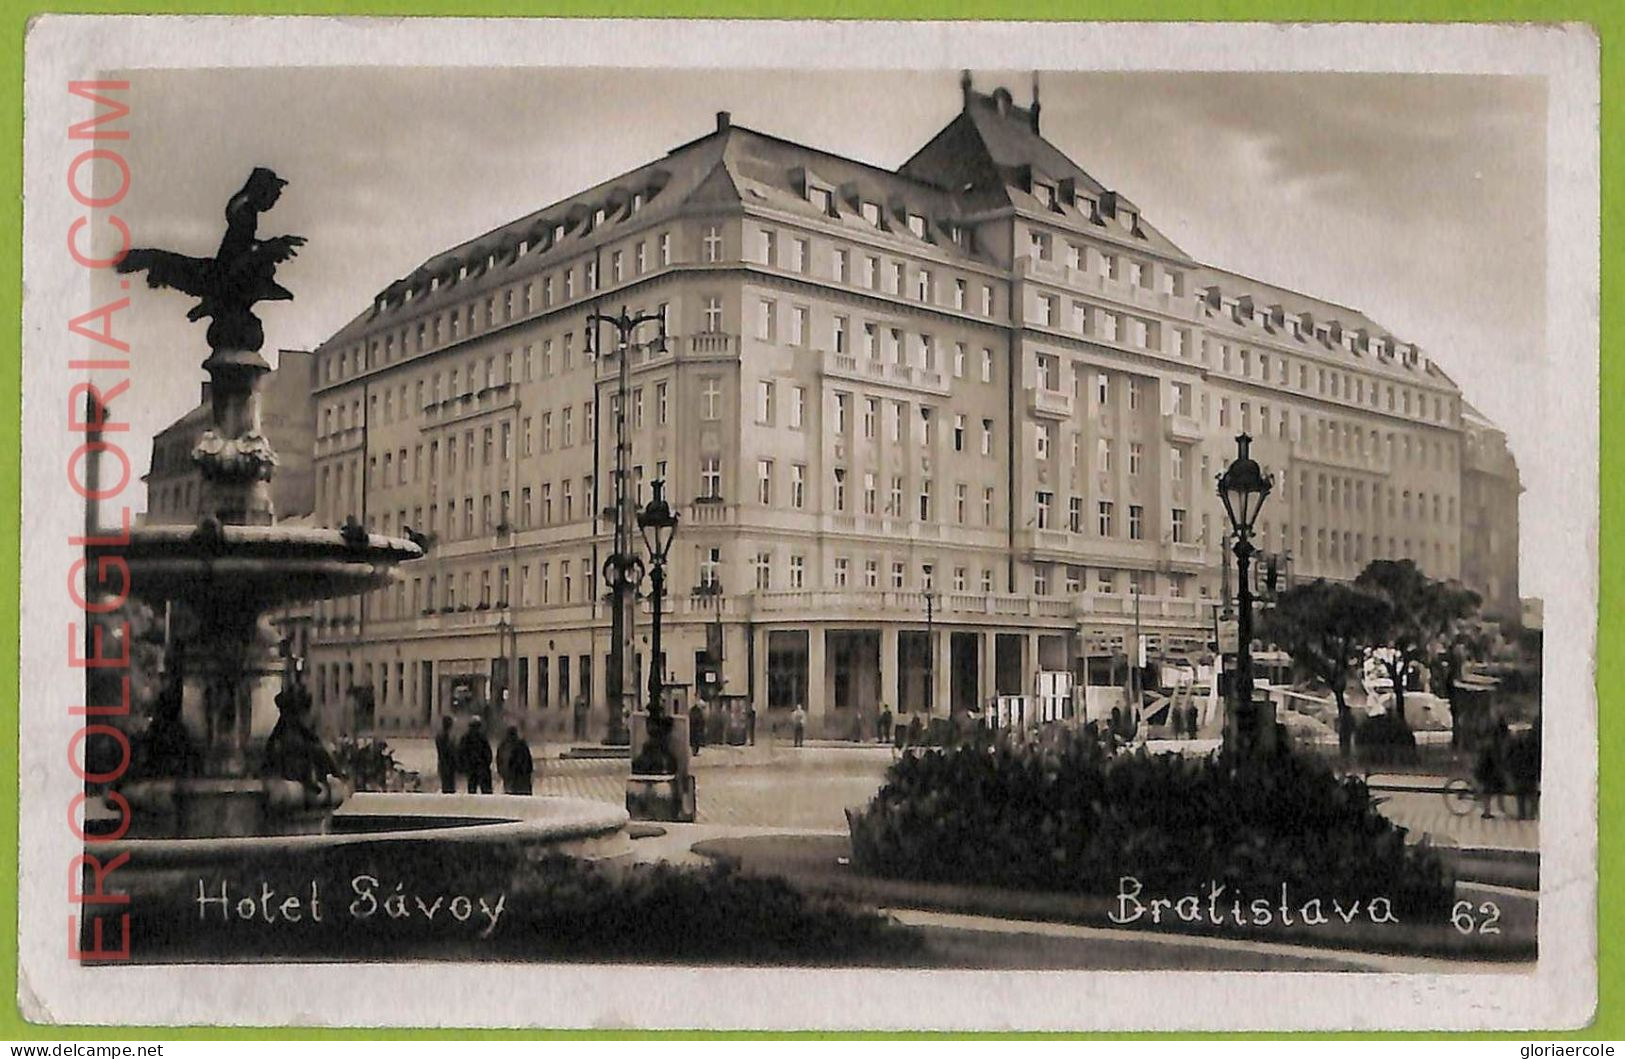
91,523,424,608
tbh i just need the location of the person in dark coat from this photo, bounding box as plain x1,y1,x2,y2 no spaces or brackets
1506,725,1541,820
434,714,458,793
1476,720,1510,819
689,702,706,757
745,704,757,746
878,705,894,744
497,725,534,795
459,716,493,794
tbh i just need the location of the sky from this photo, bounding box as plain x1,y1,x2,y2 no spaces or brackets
93,67,1552,596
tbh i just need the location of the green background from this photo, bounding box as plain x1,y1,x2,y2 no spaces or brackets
0,1,1613,1041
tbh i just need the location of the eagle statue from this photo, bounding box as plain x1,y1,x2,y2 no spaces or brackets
116,167,306,353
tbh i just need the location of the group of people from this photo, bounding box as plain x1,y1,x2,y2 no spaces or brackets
434,715,535,795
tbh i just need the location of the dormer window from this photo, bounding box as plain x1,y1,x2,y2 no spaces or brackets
861,201,883,228
810,186,835,215
1033,180,1058,210
1079,197,1099,223
906,213,927,239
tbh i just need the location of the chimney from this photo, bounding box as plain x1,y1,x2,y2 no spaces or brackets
716,111,731,132
201,380,212,405
1030,72,1041,133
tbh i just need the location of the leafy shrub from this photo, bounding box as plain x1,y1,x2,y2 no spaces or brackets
847,725,1452,915
511,855,917,961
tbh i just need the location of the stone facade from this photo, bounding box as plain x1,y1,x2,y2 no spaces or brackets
302,83,1507,739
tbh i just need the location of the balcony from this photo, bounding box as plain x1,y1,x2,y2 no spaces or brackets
1290,438,1390,475
688,332,738,358
1074,592,1209,625
1164,540,1206,571
748,589,1078,624
314,426,366,459
1018,528,1163,566
819,347,951,397
420,383,516,428
683,500,736,526
1163,413,1203,444
1028,388,1074,420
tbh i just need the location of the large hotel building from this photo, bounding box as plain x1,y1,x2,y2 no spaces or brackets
294,79,1519,739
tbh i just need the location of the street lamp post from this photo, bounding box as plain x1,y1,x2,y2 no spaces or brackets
632,480,679,776
1216,433,1273,758
590,305,667,745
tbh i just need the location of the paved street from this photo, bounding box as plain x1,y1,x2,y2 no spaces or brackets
381,736,1537,849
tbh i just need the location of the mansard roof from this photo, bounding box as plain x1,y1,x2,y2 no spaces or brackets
900,85,1190,260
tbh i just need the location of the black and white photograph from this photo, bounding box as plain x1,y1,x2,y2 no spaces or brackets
18,17,1598,1032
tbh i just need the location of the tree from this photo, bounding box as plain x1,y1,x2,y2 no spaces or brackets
1264,579,1393,759
1353,559,1481,731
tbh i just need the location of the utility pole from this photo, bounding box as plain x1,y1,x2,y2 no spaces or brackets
590,305,667,745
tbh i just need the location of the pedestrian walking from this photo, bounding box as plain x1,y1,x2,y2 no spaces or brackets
689,702,706,757
1475,720,1509,819
434,714,458,793
745,703,757,746
497,724,534,795
791,704,807,748
460,715,493,794
879,704,894,744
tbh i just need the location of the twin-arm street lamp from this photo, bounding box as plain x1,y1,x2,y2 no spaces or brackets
631,479,679,775
1216,433,1273,758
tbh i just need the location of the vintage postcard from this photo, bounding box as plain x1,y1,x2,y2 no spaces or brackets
17,16,1599,1032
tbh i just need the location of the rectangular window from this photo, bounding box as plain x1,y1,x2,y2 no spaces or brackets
702,377,722,421
1069,497,1083,534
1098,500,1115,537
790,386,806,429
834,249,848,283
1035,491,1053,529
1129,442,1143,476
791,464,806,509
1128,504,1144,540
757,380,775,424
701,456,722,500
757,459,773,505
756,299,775,341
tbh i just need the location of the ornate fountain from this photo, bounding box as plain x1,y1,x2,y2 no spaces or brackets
95,167,425,838
81,172,631,966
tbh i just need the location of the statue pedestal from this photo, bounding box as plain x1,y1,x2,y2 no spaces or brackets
625,774,696,823
626,711,696,822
